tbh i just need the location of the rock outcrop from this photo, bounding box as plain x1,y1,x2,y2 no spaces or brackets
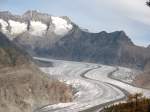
0,32,73,112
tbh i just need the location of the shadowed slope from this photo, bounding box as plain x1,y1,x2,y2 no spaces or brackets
0,32,73,112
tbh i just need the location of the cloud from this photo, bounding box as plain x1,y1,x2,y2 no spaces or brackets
82,0,150,46
97,0,150,26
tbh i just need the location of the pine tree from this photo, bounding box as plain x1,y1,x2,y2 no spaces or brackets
146,0,150,7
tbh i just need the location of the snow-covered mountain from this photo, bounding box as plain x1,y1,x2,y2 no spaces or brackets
0,10,150,69
0,10,73,37
0,10,74,56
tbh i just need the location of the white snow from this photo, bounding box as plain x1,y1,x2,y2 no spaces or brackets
30,21,47,36
40,103,75,110
85,66,150,97
34,57,150,112
51,16,72,35
111,67,138,83
0,17,72,37
8,20,27,35
34,57,125,112
0,19,8,33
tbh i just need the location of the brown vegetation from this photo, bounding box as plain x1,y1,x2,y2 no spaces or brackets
103,93,150,112
0,64,73,112
134,60,150,89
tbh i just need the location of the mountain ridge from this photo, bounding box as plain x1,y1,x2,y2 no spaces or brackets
0,10,149,70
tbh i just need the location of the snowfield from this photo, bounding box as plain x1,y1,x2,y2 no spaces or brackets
0,19,8,34
0,17,72,37
51,16,72,35
110,67,139,83
30,21,47,36
8,20,27,35
34,57,150,112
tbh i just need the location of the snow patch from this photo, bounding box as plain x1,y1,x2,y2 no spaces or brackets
42,103,74,110
30,21,47,36
111,67,138,83
8,20,27,35
0,19,8,33
51,16,72,35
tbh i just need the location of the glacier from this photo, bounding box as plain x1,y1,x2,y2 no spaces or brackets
33,57,150,112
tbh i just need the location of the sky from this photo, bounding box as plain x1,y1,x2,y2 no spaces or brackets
0,0,150,47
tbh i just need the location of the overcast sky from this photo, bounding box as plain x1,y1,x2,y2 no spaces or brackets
0,0,150,47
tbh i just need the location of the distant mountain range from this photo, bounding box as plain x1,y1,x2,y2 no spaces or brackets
0,10,150,70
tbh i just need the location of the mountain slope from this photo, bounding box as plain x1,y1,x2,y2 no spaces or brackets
48,26,150,69
0,32,30,67
133,59,150,89
0,10,150,70
0,32,72,112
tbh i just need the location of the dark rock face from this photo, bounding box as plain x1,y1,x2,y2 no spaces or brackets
44,26,149,69
0,32,30,67
48,28,132,62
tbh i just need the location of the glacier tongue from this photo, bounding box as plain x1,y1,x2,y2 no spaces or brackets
34,57,150,112
34,57,125,112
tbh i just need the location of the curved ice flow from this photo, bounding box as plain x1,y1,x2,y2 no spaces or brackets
34,57,125,112
85,65,150,98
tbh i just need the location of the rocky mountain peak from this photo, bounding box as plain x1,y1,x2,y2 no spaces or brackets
0,11,18,21
23,10,50,16
23,10,39,15
111,31,133,45
22,10,51,23
0,11,12,16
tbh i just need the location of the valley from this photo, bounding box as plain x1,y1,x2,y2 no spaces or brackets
34,57,150,112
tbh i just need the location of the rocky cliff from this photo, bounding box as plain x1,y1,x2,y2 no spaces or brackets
0,32,73,112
